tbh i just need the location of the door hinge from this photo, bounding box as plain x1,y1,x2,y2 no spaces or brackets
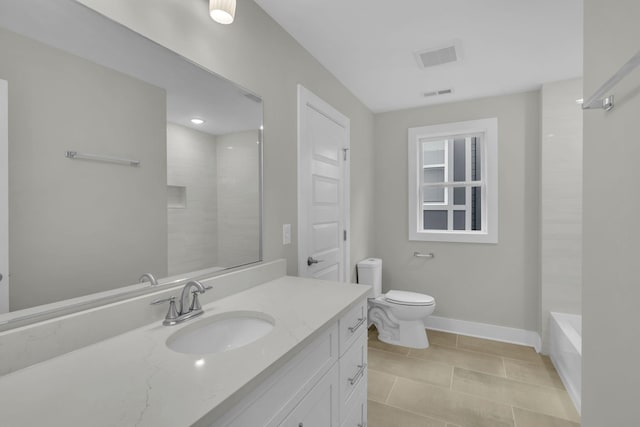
343,147,350,161
343,230,347,241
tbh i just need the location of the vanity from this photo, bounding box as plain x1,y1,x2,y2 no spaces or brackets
0,269,370,427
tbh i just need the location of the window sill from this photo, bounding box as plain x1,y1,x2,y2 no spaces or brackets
409,230,498,244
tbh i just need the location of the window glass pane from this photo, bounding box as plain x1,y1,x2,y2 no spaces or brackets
471,186,482,230
423,187,445,203
423,210,447,230
453,210,465,230
424,188,445,203
423,167,444,183
453,138,466,182
422,140,445,166
453,187,465,205
472,137,481,181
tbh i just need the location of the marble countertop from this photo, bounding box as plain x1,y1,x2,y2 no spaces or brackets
0,276,370,427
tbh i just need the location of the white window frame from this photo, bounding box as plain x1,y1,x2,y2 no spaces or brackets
408,118,498,243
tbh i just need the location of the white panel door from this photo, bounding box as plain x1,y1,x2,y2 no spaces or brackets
0,80,8,313
298,85,350,282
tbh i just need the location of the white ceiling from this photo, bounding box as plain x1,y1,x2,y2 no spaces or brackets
254,0,583,113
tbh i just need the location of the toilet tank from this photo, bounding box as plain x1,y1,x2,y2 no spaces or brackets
357,258,382,297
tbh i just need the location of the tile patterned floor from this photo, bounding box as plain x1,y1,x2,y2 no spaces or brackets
367,327,580,427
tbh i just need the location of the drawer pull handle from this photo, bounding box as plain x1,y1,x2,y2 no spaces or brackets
357,424,367,427
348,363,367,386
348,317,366,333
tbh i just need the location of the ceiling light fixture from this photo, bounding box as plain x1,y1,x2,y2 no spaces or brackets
210,0,236,25
190,118,205,125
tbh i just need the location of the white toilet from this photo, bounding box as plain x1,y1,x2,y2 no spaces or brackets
357,258,435,349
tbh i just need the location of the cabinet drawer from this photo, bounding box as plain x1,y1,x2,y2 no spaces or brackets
339,331,367,420
339,299,367,355
340,377,367,427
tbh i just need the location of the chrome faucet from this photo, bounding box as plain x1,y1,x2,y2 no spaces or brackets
179,280,206,316
139,273,158,287
151,280,211,326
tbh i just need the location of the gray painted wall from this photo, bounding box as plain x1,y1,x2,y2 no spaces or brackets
76,0,376,281
167,123,219,275
583,0,640,424
216,130,261,268
373,92,541,331
540,78,582,353
0,27,167,310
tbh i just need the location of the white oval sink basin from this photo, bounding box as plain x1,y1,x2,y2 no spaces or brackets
166,311,275,354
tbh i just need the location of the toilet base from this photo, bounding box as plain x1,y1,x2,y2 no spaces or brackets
376,320,430,349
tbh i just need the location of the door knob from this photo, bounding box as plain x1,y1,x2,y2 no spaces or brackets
307,256,324,266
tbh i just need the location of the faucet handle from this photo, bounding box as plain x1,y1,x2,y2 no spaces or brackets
151,296,175,305
190,291,203,311
151,296,179,322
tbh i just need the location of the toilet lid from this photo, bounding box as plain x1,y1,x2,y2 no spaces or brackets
385,290,435,306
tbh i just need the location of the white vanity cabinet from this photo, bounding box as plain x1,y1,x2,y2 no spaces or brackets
209,297,368,427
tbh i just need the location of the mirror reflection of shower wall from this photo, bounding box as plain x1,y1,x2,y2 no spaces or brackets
167,124,260,275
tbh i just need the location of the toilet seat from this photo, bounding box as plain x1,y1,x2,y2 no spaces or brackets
385,290,435,306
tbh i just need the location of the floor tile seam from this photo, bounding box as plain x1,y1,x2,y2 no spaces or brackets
424,342,459,351
450,369,566,412
401,351,466,371
394,374,516,414
442,385,536,420
446,344,509,359
500,356,507,378
406,352,508,377
449,362,454,389
448,385,578,424
455,346,538,362
367,346,410,357
416,342,509,362
501,353,545,363
509,404,581,424
377,400,454,426
371,342,504,363
445,358,507,381
384,375,398,405
371,369,453,389
389,373,458,394
369,346,455,373
502,374,567,391
453,365,573,394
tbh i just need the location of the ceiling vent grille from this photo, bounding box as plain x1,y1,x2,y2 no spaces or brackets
424,88,454,98
415,44,458,68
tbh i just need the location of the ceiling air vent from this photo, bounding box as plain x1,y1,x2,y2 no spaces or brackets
423,88,454,98
415,43,459,68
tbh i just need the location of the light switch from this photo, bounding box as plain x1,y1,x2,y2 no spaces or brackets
283,224,291,245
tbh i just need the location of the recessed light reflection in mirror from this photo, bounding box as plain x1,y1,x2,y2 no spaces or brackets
195,358,206,368
190,118,205,125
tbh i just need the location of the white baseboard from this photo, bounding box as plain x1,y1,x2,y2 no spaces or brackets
425,315,542,353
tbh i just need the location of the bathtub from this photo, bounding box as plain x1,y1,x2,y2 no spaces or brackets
549,312,581,414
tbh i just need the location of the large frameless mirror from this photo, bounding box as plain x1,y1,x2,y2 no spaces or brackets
0,0,262,328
